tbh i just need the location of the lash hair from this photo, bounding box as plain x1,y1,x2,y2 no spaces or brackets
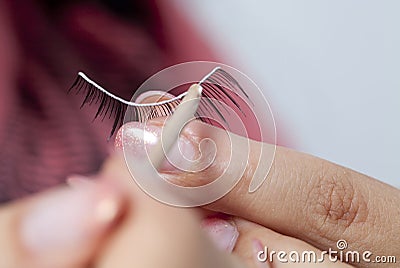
68,67,251,138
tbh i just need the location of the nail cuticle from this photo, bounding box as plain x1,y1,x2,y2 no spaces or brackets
201,217,239,253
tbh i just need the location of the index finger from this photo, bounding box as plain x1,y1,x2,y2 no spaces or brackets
149,120,400,265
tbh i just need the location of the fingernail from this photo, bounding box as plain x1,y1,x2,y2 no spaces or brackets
115,122,160,150
115,122,161,155
21,182,123,255
252,239,271,268
134,90,175,104
201,217,239,253
118,122,203,173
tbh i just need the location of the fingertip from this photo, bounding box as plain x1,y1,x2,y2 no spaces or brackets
8,179,128,268
114,90,173,149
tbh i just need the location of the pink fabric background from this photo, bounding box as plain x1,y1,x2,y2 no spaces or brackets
0,0,287,202
0,0,219,202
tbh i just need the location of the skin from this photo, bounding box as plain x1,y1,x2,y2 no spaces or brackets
159,119,400,267
129,92,400,267
0,93,398,267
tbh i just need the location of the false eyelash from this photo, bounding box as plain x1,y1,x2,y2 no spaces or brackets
68,67,252,138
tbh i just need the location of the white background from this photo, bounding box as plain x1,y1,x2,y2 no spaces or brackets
176,0,399,187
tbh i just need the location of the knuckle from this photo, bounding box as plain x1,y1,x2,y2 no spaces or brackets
306,162,369,239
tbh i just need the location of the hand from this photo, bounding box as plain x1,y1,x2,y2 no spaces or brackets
0,155,244,268
118,116,399,267
89,154,245,268
90,151,352,268
1,91,397,267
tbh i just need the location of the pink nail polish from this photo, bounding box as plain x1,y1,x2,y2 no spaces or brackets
118,122,202,173
134,90,175,104
201,217,239,253
117,122,161,156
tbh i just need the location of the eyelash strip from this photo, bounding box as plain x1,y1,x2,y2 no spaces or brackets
68,67,251,138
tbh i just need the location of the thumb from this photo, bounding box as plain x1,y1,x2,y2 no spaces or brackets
94,154,245,268
0,180,126,268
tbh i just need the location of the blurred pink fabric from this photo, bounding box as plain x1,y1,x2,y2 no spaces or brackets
0,0,217,202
